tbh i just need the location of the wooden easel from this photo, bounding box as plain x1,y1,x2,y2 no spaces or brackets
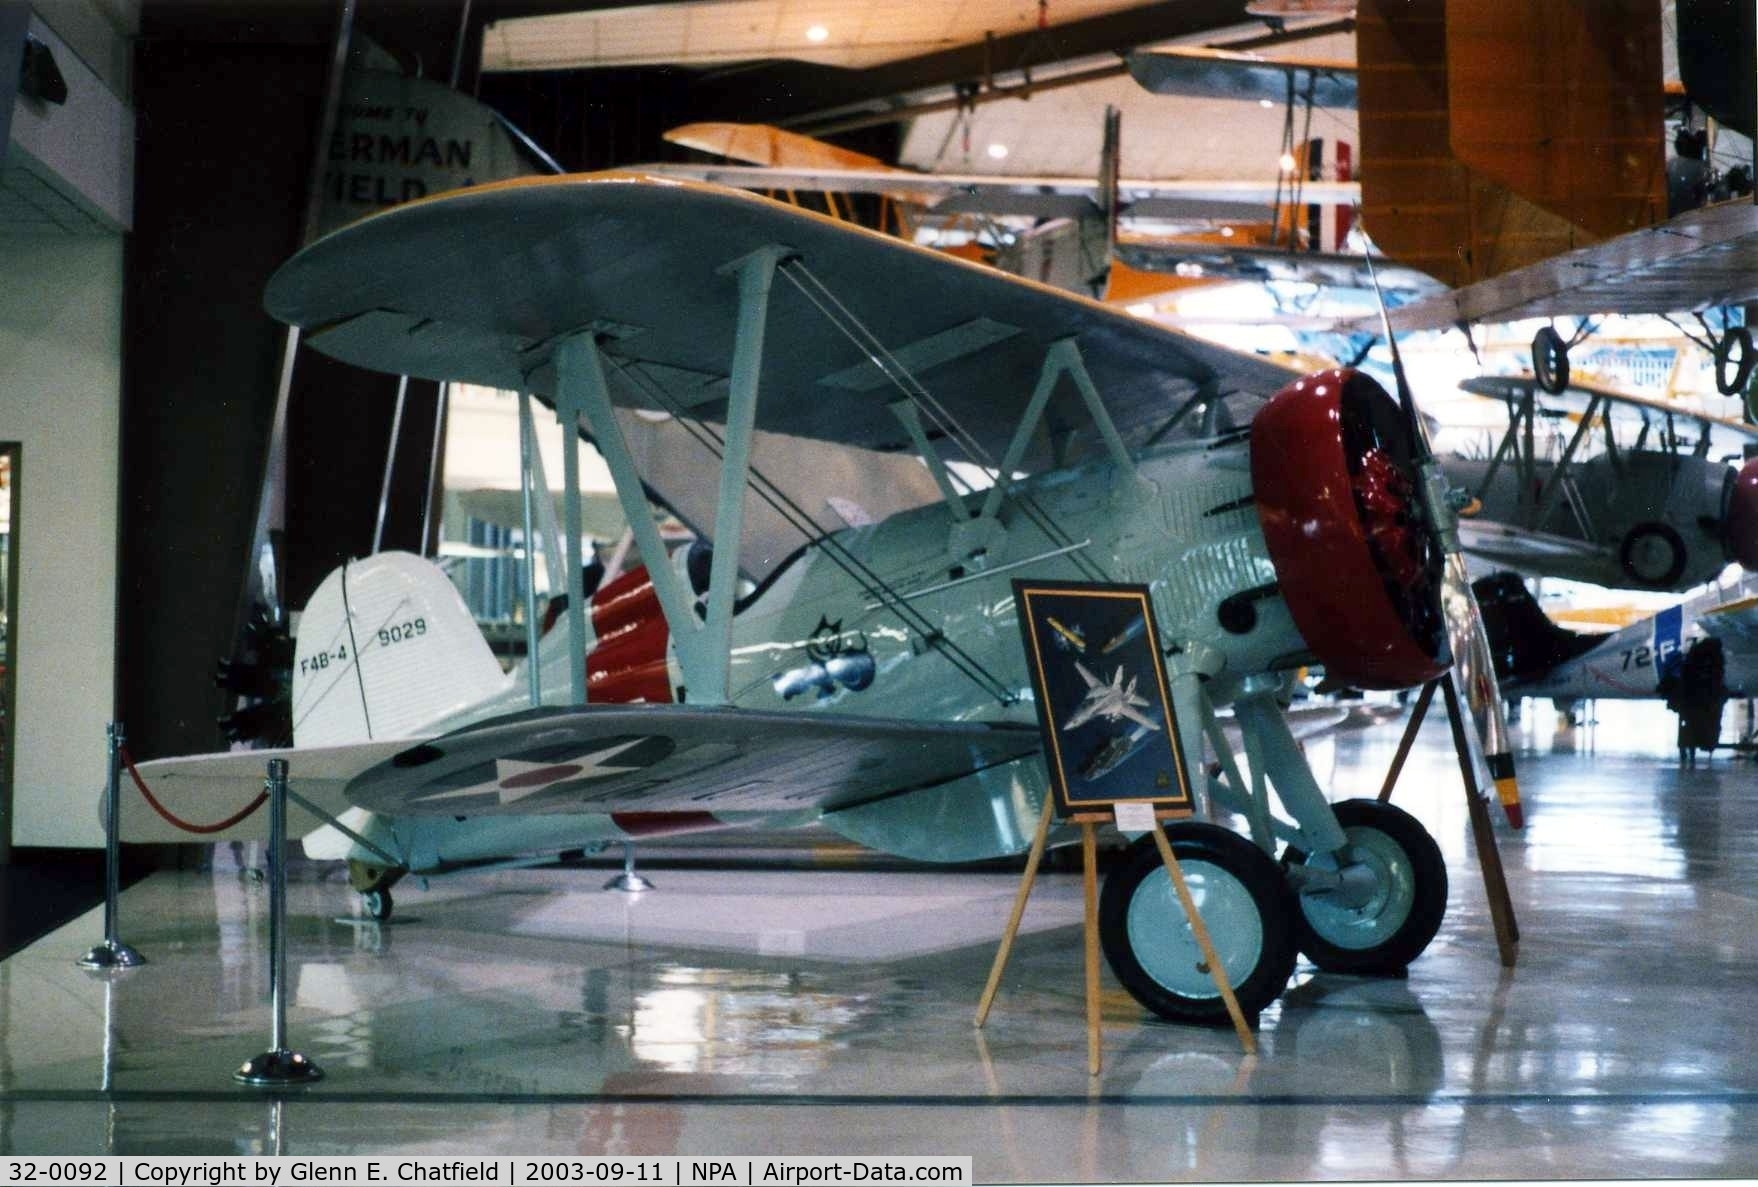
975,797,1257,1075
1377,676,1521,967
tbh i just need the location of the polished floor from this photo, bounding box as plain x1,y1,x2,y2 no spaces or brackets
4,699,1758,1178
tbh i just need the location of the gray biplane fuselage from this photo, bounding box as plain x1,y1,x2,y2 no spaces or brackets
356,437,1298,873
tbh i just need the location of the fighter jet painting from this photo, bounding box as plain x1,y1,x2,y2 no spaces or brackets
1062,661,1163,734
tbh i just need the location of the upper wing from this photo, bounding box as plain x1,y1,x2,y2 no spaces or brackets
345,704,1041,818
1373,200,1758,332
266,172,1299,469
1460,373,1758,443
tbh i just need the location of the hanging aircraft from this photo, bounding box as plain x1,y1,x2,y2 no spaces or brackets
1441,373,1758,593
1370,198,1758,402
1124,4,1758,408
645,113,1442,311
122,171,1524,1028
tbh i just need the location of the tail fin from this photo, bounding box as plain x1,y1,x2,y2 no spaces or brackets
1470,572,1600,682
291,552,509,747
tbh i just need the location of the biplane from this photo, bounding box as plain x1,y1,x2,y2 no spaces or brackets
1441,374,1758,592
125,171,1521,1027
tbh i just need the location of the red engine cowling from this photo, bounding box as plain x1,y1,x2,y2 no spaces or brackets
1251,368,1449,690
1727,456,1758,570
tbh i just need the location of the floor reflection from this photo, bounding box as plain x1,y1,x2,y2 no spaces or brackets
0,700,1753,1175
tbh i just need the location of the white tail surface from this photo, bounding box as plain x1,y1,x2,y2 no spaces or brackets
291,552,509,747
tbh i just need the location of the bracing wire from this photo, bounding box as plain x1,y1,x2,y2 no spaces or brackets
777,259,1114,584
599,354,1021,706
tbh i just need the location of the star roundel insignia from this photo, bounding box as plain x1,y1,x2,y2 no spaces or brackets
414,735,670,806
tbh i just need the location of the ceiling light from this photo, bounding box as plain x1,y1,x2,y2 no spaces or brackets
1220,225,1236,238
1278,151,1297,172
805,24,829,42
987,142,1009,160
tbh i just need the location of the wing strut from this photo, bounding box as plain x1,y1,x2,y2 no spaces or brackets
776,259,1112,584
960,338,1148,559
555,246,789,706
1530,393,1603,535
887,397,973,517
1474,386,1535,508
602,356,1020,707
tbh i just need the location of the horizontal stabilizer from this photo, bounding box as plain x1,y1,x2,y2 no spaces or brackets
117,740,416,843
1698,594,1758,645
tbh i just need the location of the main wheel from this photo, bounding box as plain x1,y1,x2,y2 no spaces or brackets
1619,521,1688,588
1099,822,1298,1026
1282,799,1446,975
362,887,393,922
1716,326,1755,396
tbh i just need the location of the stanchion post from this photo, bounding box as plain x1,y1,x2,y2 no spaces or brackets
78,722,146,970
235,757,322,1086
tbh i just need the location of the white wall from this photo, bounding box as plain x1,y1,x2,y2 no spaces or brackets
0,233,121,847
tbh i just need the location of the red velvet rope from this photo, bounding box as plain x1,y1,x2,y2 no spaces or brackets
120,746,268,835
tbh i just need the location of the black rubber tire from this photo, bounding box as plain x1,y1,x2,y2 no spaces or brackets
1618,521,1688,588
1282,799,1447,976
363,887,393,922
1715,326,1755,396
1099,822,1298,1026
1532,326,1570,395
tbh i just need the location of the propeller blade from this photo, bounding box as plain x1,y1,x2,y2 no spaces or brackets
1364,238,1524,827
1441,555,1525,827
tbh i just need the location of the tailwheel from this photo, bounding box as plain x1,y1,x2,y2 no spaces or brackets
349,858,403,923
361,886,394,922
1282,799,1447,975
1099,822,1298,1027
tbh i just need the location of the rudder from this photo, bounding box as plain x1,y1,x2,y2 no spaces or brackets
291,551,509,746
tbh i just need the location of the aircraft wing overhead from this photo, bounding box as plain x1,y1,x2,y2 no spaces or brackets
344,704,1040,818
1370,200,1758,333
1115,240,1445,301
1460,374,1758,442
266,172,1300,468
1127,46,1359,110
632,162,1356,222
